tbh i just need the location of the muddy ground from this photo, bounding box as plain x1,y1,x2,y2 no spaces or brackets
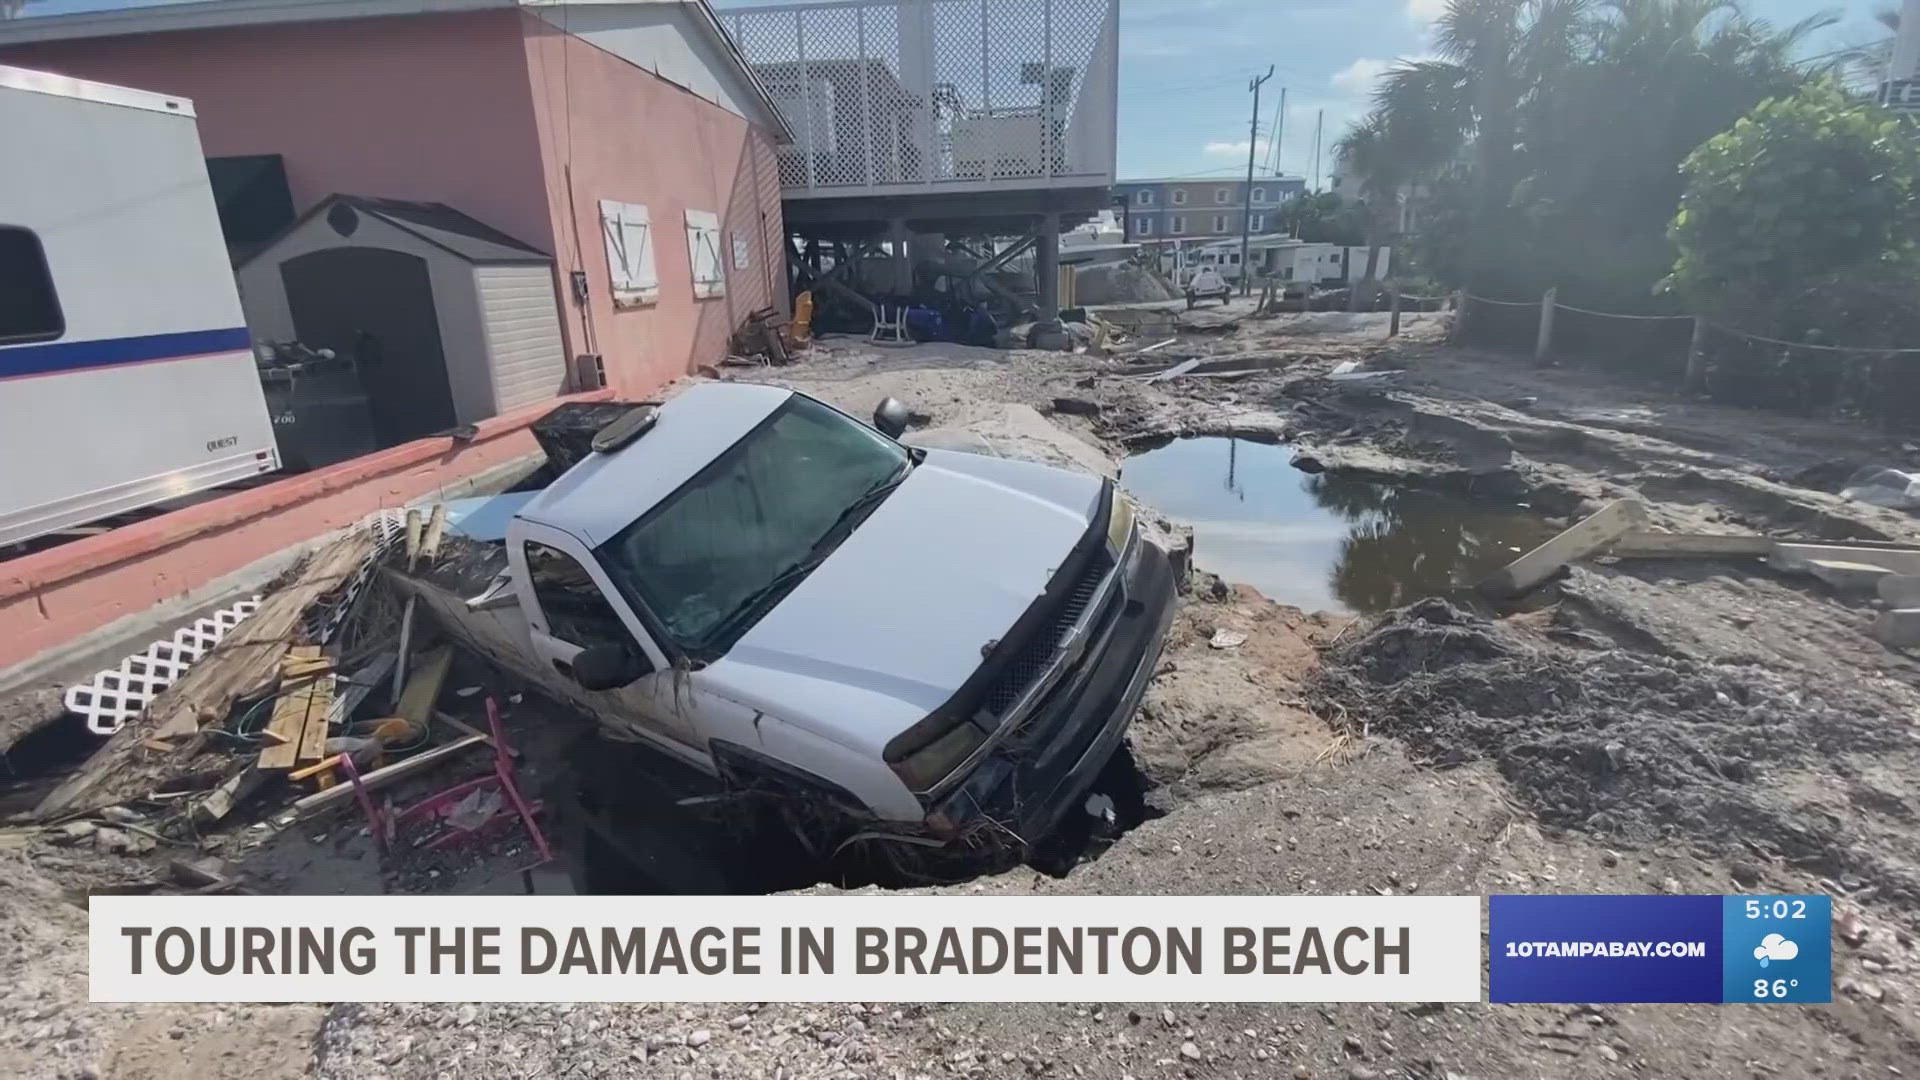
5,300,1920,1078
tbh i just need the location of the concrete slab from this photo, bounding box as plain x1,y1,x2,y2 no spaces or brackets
1880,574,1920,607
1873,608,1920,648
1800,558,1896,593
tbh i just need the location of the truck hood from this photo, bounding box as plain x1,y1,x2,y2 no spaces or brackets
702,447,1103,755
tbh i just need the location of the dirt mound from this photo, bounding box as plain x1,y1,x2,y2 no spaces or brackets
1317,599,1920,904
1071,261,1181,304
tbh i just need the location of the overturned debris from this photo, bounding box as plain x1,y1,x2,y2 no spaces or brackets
34,530,378,820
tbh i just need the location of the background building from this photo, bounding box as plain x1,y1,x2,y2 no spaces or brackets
1114,176,1306,242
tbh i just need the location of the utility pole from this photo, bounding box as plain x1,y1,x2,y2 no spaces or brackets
1239,65,1273,297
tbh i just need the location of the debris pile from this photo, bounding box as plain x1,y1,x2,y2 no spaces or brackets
11,515,549,896
1316,599,1920,905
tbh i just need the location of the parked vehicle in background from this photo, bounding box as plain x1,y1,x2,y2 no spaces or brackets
397,384,1179,890
0,65,277,548
1185,265,1232,308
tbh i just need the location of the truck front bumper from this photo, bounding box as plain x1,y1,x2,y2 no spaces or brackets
934,539,1178,849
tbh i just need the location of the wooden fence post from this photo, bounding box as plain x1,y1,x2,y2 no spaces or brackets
1534,287,1558,364
1388,282,1402,337
1451,290,1468,342
1683,317,1708,393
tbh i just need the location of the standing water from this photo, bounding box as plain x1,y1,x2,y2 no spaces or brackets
1121,437,1552,614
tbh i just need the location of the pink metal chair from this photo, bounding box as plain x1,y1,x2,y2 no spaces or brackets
340,695,551,865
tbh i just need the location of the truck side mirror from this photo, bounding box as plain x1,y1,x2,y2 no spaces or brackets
570,643,651,691
873,397,911,439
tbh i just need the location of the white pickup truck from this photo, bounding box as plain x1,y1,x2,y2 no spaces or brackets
397,382,1178,890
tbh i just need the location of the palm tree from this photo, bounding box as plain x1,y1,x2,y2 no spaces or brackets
1364,0,1832,303
1371,0,1589,289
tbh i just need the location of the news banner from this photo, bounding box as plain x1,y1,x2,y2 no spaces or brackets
89,893,1832,1004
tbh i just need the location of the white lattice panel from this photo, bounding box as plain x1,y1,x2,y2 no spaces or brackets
66,598,262,735
65,513,409,736
726,0,1116,196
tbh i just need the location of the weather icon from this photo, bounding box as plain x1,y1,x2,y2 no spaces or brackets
1754,934,1800,968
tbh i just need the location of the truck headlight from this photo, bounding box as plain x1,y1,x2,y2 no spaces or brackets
1106,491,1136,556
893,722,987,793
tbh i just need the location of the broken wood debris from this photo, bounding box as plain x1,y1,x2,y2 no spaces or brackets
1479,498,1649,597
419,503,448,565
34,529,378,821
1483,512,1920,651
257,646,334,771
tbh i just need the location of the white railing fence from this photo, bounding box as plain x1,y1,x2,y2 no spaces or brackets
726,0,1117,195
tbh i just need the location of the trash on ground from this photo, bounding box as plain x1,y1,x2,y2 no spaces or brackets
1841,466,1920,510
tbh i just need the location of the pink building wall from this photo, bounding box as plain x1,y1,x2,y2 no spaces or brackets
522,14,787,396
0,11,557,254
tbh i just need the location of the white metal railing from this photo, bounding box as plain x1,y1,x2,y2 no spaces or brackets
724,0,1117,197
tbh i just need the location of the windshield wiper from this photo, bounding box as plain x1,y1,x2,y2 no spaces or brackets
699,467,912,647
811,464,911,554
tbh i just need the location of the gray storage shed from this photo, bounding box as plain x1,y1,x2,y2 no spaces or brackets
237,194,569,447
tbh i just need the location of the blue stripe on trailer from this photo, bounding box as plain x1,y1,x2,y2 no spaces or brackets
0,327,252,379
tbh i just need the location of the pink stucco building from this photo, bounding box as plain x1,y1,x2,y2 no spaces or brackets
0,0,793,678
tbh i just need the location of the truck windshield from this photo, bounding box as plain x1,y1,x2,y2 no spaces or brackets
595,394,912,659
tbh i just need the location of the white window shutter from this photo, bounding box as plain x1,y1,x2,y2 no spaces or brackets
600,200,631,292
685,209,724,299
625,213,657,299
601,200,658,307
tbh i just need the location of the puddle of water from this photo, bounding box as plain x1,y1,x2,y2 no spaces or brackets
1121,437,1553,614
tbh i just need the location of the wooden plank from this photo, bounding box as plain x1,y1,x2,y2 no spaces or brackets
294,671,335,765
1142,358,1202,384
1479,499,1650,597
189,765,267,826
1606,531,1773,558
419,504,448,563
289,754,344,782
258,665,317,769
33,529,378,820
289,735,486,817
403,508,424,566
395,645,455,729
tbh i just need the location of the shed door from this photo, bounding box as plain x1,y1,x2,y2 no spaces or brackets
282,247,456,446
475,264,567,412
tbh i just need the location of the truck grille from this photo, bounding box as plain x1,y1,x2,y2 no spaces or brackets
980,549,1114,719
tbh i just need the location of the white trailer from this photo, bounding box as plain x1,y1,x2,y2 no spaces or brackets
0,65,277,547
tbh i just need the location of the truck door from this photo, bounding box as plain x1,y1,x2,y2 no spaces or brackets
512,531,707,765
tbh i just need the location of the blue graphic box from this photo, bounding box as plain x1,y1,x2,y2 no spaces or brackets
1490,894,1832,1004
1491,895,1721,1003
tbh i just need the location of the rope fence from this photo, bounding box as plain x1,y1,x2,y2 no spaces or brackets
1379,283,1920,424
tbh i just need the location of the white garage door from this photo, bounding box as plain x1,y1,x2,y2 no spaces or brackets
476,264,568,412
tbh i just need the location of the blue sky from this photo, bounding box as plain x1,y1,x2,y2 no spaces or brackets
12,0,1889,182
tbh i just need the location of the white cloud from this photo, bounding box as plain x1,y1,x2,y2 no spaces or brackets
1330,57,1390,97
1754,934,1800,964
1406,0,1449,21
1203,139,1271,158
